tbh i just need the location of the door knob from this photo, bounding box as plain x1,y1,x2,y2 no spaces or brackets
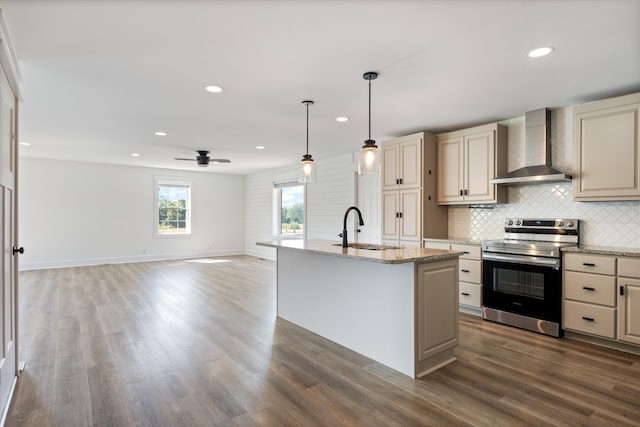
12,246,24,255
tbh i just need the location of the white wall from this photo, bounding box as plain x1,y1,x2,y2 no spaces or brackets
19,158,246,269
245,153,357,260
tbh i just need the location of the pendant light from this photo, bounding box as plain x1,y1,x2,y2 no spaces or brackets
358,71,380,175
298,100,317,183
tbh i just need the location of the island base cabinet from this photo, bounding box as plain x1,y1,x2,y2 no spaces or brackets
415,259,459,377
270,245,461,378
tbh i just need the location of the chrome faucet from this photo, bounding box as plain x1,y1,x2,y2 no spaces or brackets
342,206,365,248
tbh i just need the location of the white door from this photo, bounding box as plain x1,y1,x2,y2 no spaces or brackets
0,57,19,413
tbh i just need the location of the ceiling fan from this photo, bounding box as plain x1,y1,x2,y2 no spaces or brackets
174,150,231,167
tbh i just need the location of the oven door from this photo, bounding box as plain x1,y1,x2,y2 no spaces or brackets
482,253,562,323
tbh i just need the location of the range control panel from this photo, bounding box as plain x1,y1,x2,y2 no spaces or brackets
504,218,579,233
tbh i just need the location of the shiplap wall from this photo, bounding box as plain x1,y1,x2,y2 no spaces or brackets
245,153,357,260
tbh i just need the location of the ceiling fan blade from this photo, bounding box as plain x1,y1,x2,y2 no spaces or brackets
174,157,196,161
210,159,231,164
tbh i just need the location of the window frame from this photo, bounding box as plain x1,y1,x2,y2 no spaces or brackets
273,180,306,239
154,177,192,238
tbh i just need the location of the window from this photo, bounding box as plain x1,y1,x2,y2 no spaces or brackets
156,179,191,236
274,181,304,237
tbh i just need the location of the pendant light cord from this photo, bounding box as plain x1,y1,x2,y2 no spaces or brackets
306,102,310,156
368,77,372,141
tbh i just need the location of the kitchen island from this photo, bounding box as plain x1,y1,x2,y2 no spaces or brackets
257,239,462,378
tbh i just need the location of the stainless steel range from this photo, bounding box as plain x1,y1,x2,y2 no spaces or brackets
482,218,579,337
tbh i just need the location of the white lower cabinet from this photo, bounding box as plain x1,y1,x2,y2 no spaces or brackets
424,241,482,315
564,300,616,339
563,252,640,348
618,258,640,345
563,253,617,339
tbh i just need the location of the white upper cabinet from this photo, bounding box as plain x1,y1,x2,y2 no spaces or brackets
382,134,423,191
437,123,507,205
381,132,448,244
573,92,640,201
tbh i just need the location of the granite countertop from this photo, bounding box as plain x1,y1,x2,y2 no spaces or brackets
423,237,483,246
562,245,640,258
257,239,463,264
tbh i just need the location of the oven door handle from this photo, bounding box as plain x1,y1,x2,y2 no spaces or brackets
482,253,560,269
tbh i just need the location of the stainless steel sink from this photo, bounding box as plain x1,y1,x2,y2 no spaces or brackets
332,243,403,250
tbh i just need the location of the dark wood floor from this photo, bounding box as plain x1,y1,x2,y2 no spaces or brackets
6,255,640,426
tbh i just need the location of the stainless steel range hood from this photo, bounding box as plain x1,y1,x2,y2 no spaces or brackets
490,108,572,185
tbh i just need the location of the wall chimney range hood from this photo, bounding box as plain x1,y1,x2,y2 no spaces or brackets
490,108,572,185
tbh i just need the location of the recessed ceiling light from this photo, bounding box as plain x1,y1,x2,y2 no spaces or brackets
336,117,349,122
205,85,223,93
528,46,554,58
19,142,31,146
256,145,265,150
155,131,167,136
131,153,140,157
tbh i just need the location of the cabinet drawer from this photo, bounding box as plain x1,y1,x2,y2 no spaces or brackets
564,253,616,275
451,244,481,260
618,257,640,278
459,259,481,283
564,271,616,306
459,282,481,308
423,241,451,251
564,300,616,339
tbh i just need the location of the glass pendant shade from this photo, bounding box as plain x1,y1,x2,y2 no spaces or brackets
298,154,316,183
358,71,380,175
298,100,316,183
358,140,380,175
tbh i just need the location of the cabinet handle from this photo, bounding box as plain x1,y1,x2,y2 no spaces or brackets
398,212,403,218
582,316,595,322
461,269,470,273
396,178,399,185
395,212,399,218
582,262,596,267
620,285,624,296
582,286,595,291
461,292,470,296
464,189,468,196
399,178,403,184
463,251,470,254
459,189,463,196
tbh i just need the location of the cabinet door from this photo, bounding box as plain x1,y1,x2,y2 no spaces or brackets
381,143,399,191
381,191,399,240
399,189,421,242
416,260,459,362
464,130,496,202
618,277,640,345
399,138,422,189
437,136,464,203
573,94,640,201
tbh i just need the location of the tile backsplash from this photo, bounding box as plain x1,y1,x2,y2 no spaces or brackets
450,182,640,248
448,105,639,248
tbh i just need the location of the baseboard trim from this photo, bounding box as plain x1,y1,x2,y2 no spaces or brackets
18,249,246,271
564,331,640,355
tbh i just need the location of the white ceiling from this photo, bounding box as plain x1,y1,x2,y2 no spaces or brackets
3,0,639,175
